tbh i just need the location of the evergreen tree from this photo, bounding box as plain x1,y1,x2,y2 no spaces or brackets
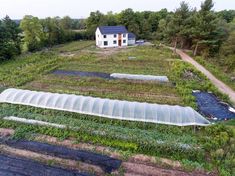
191,0,226,56
0,16,21,60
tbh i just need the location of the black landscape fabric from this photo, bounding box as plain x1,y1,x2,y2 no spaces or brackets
4,139,122,173
0,154,91,176
52,70,113,79
193,91,235,120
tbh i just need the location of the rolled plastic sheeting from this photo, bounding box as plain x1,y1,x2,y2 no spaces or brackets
110,73,169,82
0,88,210,126
3,116,66,129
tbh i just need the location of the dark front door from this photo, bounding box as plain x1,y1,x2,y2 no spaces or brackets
118,40,122,46
118,34,122,46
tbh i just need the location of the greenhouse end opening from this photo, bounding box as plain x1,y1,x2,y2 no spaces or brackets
0,88,211,127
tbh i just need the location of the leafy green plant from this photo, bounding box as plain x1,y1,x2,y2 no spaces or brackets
0,103,204,161
181,159,205,172
169,61,230,108
0,52,62,86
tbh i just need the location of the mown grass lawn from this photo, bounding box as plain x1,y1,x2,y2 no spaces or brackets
51,40,94,53
60,45,180,75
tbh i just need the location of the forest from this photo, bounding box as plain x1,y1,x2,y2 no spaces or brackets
0,0,235,69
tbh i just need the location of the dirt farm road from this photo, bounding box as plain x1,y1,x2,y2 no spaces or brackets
174,48,235,105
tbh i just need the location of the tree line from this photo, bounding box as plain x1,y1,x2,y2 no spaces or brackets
0,15,87,60
86,0,235,57
85,0,235,70
0,16,21,60
0,0,234,62
20,15,88,52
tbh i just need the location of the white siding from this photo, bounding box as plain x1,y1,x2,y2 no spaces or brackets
128,39,136,45
95,28,102,47
96,28,128,48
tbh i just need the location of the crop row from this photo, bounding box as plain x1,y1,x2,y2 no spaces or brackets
0,103,203,162
0,52,62,86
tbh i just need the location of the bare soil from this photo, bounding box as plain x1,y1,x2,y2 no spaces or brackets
26,81,182,105
92,47,131,57
60,53,76,57
123,162,212,176
0,128,14,137
0,128,216,176
0,144,103,175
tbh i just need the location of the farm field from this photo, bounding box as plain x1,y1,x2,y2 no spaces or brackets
0,41,234,175
24,45,185,105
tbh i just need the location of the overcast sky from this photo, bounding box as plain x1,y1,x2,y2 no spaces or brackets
1,0,235,19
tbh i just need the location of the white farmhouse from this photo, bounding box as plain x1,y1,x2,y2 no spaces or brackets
96,26,132,48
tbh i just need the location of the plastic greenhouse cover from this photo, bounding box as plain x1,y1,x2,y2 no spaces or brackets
110,73,169,82
3,116,66,129
0,88,210,126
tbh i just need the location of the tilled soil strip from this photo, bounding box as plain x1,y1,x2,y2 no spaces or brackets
0,144,103,175
122,162,209,176
0,128,216,176
0,138,122,174
52,70,113,79
0,153,91,176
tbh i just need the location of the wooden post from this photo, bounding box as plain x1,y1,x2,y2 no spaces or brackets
193,41,199,56
180,40,184,49
174,39,178,53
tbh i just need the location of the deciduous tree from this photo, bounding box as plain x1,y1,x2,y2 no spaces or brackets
20,15,45,51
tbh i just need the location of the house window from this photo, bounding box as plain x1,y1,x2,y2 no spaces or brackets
123,40,126,44
114,34,117,38
113,40,117,44
104,35,107,38
123,34,126,37
104,41,108,46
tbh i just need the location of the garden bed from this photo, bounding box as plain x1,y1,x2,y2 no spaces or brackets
0,154,90,176
52,70,112,79
1,138,122,173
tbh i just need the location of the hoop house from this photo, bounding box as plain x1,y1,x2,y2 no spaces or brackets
0,88,210,126
110,73,169,82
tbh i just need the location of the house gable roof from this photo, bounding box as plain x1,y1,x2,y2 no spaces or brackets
98,26,128,34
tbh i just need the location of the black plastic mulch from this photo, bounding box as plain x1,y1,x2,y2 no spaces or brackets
3,139,122,174
0,154,91,176
52,70,113,79
193,91,235,120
